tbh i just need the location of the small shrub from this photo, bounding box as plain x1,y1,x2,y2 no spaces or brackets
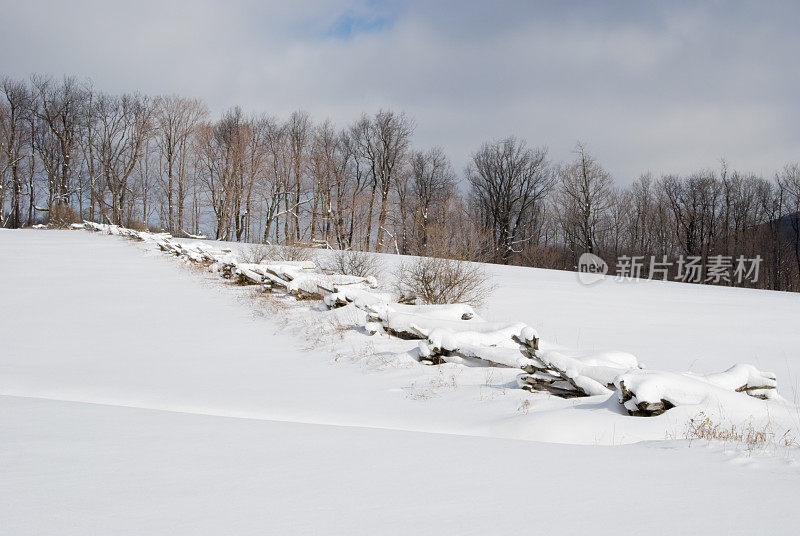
320,249,383,278
240,242,274,264
127,220,149,232
394,256,494,306
47,204,81,228
276,242,316,263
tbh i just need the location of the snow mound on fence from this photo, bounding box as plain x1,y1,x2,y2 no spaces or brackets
544,350,640,389
323,286,395,309
615,364,779,416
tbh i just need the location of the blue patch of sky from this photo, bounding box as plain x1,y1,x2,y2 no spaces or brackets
325,0,400,40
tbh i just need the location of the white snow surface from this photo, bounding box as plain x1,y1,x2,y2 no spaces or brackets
2,229,800,535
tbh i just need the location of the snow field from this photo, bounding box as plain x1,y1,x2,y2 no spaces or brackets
2,227,800,535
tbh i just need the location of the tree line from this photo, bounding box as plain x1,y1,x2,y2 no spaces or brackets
2,74,799,291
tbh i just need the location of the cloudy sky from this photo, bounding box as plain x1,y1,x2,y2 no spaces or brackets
2,0,798,183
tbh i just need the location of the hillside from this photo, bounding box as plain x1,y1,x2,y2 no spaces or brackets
1,228,799,535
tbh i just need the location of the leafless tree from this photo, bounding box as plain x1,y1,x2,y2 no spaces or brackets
409,147,456,253
1,78,32,228
0,101,7,226
196,107,253,240
777,163,800,282
259,115,292,243
287,110,311,241
554,143,613,256
31,75,84,213
153,95,207,233
661,171,720,257
91,93,153,225
308,120,362,248
468,137,553,263
77,82,100,222
757,177,791,290
353,110,413,251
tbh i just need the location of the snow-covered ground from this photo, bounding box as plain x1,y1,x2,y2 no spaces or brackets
2,229,800,535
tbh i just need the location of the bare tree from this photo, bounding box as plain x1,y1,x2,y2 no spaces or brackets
308,120,359,247
31,75,84,212
287,110,311,241
24,102,40,226
661,171,720,257
757,177,790,290
554,143,613,256
777,163,800,282
259,115,291,243
90,93,153,224
153,95,207,233
1,78,32,228
409,147,456,252
0,100,7,226
354,110,413,251
196,107,251,240
77,82,101,222
468,137,553,263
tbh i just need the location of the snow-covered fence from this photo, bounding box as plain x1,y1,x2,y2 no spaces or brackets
338,272,782,410
615,365,778,416
79,223,375,304
363,303,480,338
229,260,377,300
516,350,642,398
78,221,784,417
350,300,543,370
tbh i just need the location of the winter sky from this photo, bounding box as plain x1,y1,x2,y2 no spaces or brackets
2,0,798,184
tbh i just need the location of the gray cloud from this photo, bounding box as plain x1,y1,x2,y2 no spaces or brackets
1,0,797,183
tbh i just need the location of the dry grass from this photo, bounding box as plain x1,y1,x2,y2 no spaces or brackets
394,256,495,306
477,368,510,401
683,412,798,453
178,259,212,274
404,369,460,400
301,313,350,351
354,343,394,370
245,287,291,323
